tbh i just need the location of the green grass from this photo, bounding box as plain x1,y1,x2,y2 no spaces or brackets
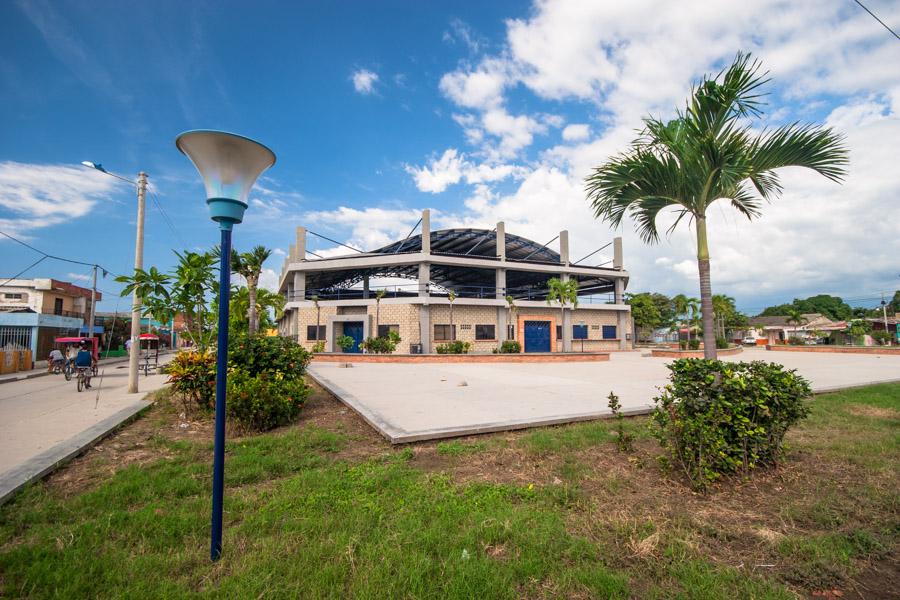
1,383,898,598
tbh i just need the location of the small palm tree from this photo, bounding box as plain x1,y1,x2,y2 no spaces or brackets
505,294,517,340
447,290,457,341
585,52,847,359
546,278,579,349
231,245,273,335
687,297,701,341
672,294,690,341
311,295,321,344
115,266,171,337
785,308,808,342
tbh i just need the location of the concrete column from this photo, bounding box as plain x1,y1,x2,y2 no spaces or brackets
297,274,307,302
296,227,307,261
363,276,370,299
496,221,506,260
495,268,506,299
418,262,430,297
421,209,431,255
559,230,569,266
618,310,628,351
419,305,431,354
614,278,624,304
326,317,335,353
288,244,296,262
498,307,508,343
613,236,623,269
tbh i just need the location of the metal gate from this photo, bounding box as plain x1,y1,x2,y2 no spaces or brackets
0,326,31,350
343,322,364,353
523,320,551,353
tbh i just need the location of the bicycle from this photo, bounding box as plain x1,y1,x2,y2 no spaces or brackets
75,366,92,392
63,360,74,381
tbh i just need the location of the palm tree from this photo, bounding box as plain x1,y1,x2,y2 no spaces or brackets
585,52,847,359
374,289,387,335
311,295,321,344
785,308,808,342
447,290,457,341
505,295,517,340
115,266,171,337
172,250,217,350
672,294,690,342
711,294,734,338
231,245,273,335
687,297,701,341
546,277,579,350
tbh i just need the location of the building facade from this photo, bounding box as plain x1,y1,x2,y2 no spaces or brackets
0,278,102,365
277,210,632,354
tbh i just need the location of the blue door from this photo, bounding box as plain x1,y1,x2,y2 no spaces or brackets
524,320,551,353
343,322,364,353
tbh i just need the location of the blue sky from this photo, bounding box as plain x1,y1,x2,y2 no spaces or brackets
2,0,899,315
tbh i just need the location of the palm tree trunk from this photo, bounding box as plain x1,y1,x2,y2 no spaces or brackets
696,216,717,360
248,277,259,335
449,301,454,341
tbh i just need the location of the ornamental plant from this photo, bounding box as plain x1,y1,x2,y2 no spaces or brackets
165,350,216,413
499,340,521,353
651,358,811,491
226,369,309,432
228,334,312,377
337,335,355,352
360,329,401,354
435,341,472,354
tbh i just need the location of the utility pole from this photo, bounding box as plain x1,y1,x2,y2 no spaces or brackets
882,293,890,345
127,172,147,394
87,265,97,342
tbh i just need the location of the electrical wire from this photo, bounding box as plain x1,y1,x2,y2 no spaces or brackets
0,231,115,275
147,186,187,249
0,256,47,287
852,0,900,40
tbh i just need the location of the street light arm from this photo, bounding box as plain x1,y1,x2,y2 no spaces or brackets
80,161,139,186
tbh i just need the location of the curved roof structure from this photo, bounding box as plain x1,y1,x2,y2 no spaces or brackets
297,228,618,300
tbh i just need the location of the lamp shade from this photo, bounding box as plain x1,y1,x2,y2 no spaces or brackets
175,130,276,227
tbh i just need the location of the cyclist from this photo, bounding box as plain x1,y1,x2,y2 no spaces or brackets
66,344,79,369
74,343,93,389
48,348,65,373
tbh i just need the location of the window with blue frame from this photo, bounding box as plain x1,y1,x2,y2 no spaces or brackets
602,325,617,339
573,325,588,340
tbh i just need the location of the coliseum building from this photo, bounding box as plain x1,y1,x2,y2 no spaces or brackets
278,210,632,354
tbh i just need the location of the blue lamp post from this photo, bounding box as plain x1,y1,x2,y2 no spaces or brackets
176,130,276,561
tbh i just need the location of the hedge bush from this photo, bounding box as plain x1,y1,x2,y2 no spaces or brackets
165,350,216,412
715,337,729,349
435,340,472,354
229,334,312,377
499,340,521,353
688,339,701,350
360,330,401,354
651,358,811,491
226,370,309,432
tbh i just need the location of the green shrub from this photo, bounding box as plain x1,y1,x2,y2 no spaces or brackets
165,350,216,412
607,391,633,453
336,335,355,352
651,358,811,491
679,340,688,350
871,330,891,345
311,341,325,353
226,370,310,432
229,334,311,379
360,330,401,354
715,337,729,349
787,336,806,346
499,340,521,353
435,340,472,354
688,339,701,350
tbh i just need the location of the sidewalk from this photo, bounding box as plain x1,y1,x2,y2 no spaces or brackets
0,354,132,385
0,356,172,504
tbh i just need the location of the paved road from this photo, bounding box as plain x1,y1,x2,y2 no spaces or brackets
309,346,900,443
0,359,171,502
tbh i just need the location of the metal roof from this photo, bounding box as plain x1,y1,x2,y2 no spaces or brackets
373,228,559,263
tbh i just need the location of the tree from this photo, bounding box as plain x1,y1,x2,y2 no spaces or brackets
626,293,662,341
649,293,677,329
505,295,517,339
687,297,701,340
171,250,218,350
785,308,808,340
229,286,284,335
546,277,579,349
231,245,273,335
114,266,171,336
374,289,386,333
311,295,321,344
759,294,852,321
447,290,457,341
890,290,900,315
585,52,847,359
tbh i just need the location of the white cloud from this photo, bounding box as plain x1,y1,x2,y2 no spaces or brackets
304,206,425,251
351,69,379,95
562,123,590,141
66,272,92,282
0,162,116,236
405,149,465,193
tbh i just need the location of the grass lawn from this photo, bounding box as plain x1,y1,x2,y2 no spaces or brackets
1,382,897,598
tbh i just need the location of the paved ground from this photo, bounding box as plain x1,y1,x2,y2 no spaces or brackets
308,347,900,443
0,359,170,503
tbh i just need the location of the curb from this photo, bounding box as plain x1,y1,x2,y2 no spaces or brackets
0,357,133,385
0,398,155,506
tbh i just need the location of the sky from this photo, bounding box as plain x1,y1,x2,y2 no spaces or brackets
1,0,899,316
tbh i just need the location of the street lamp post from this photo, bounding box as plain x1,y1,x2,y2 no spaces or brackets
175,130,276,561
81,162,147,394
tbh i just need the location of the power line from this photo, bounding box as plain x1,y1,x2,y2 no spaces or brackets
852,0,900,40
0,230,116,277
0,256,47,287
146,186,187,249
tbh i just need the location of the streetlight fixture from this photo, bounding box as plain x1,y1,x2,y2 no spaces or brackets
81,161,148,394
175,130,276,561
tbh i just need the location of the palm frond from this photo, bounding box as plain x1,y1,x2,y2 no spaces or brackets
749,123,848,183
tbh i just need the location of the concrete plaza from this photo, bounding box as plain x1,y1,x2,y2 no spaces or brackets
308,347,900,443
0,361,170,503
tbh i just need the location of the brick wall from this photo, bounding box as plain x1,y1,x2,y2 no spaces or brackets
369,303,421,351
430,304,500,352
295,305,338,350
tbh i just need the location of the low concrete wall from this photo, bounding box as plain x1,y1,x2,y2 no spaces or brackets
650,346,743,359
766,345,900,355
312,352,610,363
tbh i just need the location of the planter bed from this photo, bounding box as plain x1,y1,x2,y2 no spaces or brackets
650,345,743,359
766,345,900,355
312,352,610,363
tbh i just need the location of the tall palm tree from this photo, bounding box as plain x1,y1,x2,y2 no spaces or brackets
311,295,321,344
585,52,847,359
687,297,701,341
231,245,273,335
374,289,386,335
546,277,579,350
505,295,517,340
447,290,457,341
785,308,808,342
672,294,690,342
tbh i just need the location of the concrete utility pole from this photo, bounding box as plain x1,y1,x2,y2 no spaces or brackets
87,265,97,341
882,294,890,344
127,172,147,394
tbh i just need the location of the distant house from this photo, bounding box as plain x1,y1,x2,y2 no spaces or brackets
0,278,101,366
866,316,900,343
747,313,844,344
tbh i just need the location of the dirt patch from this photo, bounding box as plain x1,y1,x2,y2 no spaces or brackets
845,405,899,419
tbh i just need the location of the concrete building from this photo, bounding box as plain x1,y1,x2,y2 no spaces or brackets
277,210,632,354
0,278,102,364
